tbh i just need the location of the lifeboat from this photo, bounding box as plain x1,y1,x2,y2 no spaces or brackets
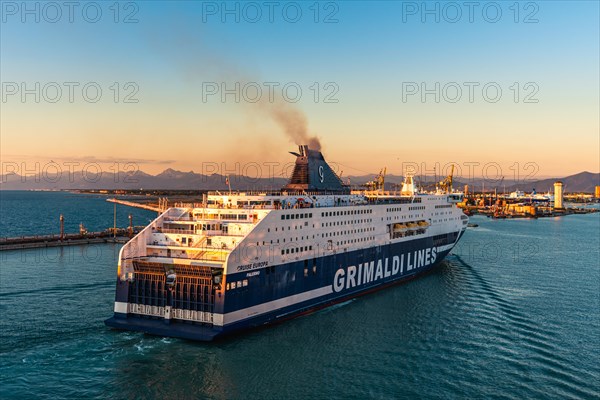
393,223,408,232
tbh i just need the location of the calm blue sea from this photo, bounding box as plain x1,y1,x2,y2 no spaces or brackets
0,192,598,399
0,191,157,237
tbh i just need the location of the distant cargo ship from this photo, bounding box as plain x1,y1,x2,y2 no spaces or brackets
105,146,468,340
508,189,554,203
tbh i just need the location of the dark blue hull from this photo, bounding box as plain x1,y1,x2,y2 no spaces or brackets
105,231,463,341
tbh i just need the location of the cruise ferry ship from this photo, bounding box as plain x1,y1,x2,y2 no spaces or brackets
105,146,468,340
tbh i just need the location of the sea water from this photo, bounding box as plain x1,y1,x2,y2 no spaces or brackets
0,192,598,399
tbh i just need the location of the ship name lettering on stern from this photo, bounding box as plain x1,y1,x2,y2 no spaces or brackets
237,261,268,272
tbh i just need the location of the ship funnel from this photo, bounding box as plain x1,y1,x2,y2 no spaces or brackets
283,145,348,193
289,145,309,158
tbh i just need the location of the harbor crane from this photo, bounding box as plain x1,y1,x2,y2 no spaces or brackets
366,167,386,192
438,165,455,193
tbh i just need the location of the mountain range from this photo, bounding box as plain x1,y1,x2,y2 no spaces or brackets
1,169,598,193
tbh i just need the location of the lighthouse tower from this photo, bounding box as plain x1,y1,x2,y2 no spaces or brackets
554,181,564,209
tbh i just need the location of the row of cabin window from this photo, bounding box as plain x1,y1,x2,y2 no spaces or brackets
220,214,248,220
386,207,402,212
195,214,248,220
322,227,374,238
386,215,423,221
281,213,313,220
281,245,313,255
435,205,452,209
270,223,310,233
256,235,319,246
321,209,372,218
323,219,371,227
408,206,426,211
226,279,248,290
264,235,316,244
200,224,222,230
433,216,460,223
337,237,373,246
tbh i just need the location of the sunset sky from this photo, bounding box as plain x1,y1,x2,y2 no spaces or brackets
1,1,599,180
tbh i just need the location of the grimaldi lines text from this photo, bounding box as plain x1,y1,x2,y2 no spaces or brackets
105,145,468,341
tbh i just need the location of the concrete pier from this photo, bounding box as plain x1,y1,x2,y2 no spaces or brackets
0,231,133,251
106,198,161,212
